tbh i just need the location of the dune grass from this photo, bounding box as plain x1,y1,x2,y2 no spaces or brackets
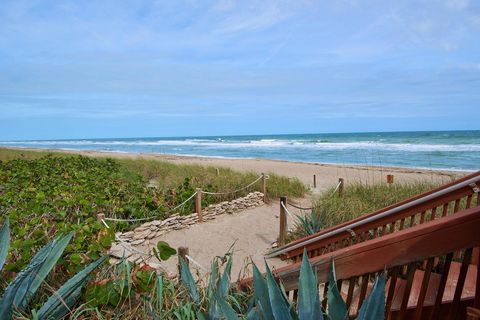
117,157,307,199
0,148,307,200
290,180,443,239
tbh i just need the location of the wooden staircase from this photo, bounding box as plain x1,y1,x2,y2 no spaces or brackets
242,172,480,319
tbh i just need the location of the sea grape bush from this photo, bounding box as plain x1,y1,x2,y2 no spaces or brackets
0,155,203,276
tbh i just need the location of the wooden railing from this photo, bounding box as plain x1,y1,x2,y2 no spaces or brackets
262,206,480,319
271,171,480,262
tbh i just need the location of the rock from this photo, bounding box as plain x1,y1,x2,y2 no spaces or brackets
109,244,133,259
133,230,150,240
147,232,157,239
131,239,145,245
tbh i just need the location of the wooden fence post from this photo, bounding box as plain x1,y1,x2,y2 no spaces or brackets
338,178,344,197
216,168,220,176
177,246,189,276
261,173,267,202
195,188,203,222
313,174,317,188
279,196,287,247
387,174,394,185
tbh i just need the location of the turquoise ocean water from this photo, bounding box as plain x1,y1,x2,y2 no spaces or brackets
1,131,479,171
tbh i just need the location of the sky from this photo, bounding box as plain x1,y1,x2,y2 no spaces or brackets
0,0,479,140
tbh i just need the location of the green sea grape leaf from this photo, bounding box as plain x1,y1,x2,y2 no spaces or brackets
155,241,177,261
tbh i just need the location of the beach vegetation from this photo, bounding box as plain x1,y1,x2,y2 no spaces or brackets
291,180,441,239
0,218,106,320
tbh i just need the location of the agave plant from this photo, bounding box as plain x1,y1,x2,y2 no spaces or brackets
0,217,106,320
178,249,385,319
295,209,325,236
248,250,385,319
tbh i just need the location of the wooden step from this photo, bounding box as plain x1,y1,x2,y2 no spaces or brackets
340,262,477,317
390,262,477,311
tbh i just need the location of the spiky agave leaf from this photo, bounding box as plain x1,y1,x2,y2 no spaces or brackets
356,273,385,320
212,292,240,320
264,260,293,320
37,256,107,320
208,258,221,320
208,257,219,299
155,275,163,314
327,258,348,320
218,255,233,298
297,250,323,320
1,234,67,314
0,259,43,319
17,232,74,308
252,263,273,319
179,257,200,305
0,217,9,271
245,304,262,320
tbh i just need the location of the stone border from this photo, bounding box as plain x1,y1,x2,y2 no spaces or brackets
110,192,264,259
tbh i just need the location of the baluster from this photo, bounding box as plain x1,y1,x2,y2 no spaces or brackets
381,224,387,236
358,273,370,311
466,194,473,209
386,267,400,320
453,198,460,213
398,263,416,320
449,248,473,318
442,203,449,217
429,207,437,221
409,214,416,227
419,211,426,224
346,277,356,310
413,258,434,320
430,252,454,320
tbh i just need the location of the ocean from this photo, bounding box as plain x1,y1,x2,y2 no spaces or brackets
1,130,479,171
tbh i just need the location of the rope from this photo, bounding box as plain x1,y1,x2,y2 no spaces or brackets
329,180,342,198
286,202,313,211
105,191,198,223
283,180,342,214
101,219,110,229
280,201,297,221
202,175,265,196
185,255,209,272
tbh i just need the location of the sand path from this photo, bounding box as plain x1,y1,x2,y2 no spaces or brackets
138,199,303,279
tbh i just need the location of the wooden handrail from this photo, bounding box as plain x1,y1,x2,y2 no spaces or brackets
272,205,480,292
270,171,480,260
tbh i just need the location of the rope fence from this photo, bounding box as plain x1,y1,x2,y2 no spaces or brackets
104,191,198,223
277,178,345,247
280,201,297,221
103,173,267,224
202,174,266,196
286,201,313,211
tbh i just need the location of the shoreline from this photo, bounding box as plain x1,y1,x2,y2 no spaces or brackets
2,145,473,173
2,146,467,190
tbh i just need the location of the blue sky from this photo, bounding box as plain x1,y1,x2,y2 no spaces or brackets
0,0,479,140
